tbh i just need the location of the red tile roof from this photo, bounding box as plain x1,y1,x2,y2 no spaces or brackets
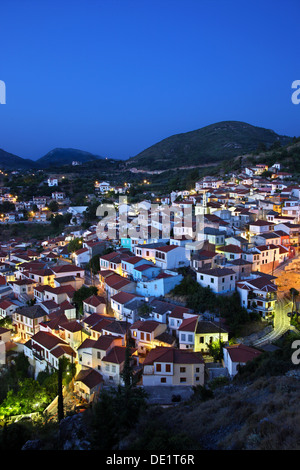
102,346,137,365
83,294,106,307
225,344,262,363
178,316,198,332
111,291,137,305
123,256,145,265
217,244,243,254
75,368,103,389
0,300,16,310
130,320,160,333
31,331,67,350
155,245,179,253
93,334,122,351
51,264,84,274
51,344,76,359
143,347,204,365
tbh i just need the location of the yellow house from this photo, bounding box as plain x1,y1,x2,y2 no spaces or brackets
58,320,89,350
142,347,205,386
194,320,228,354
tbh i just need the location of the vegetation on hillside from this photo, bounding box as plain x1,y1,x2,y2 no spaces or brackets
126,121,291,171
169,275,260,336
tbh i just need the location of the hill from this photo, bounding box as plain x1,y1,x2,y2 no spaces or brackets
36,148,104,168
0,149,36,170
126,121,292,171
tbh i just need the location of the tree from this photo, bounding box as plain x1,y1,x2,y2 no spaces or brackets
57,359,64,422
290,288,299,314
121,342,134,389
47,200,59,213
206,339,224,362
0,378,50,417
73,285,98,316
67,237,83,253
88,255,100,275
90,385,147,450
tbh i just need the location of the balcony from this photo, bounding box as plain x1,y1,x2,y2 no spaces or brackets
249,292,277,301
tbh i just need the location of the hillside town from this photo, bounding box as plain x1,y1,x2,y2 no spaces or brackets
0,159,299,415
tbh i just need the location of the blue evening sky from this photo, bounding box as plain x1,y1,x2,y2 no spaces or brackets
0,0,299,160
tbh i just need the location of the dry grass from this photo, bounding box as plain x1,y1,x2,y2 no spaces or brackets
147,375,300,450
237,320,267,337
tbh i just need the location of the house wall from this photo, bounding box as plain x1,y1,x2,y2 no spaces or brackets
194,331,228,353
172,363,204,386
0,341,5,365
196,272,236,293
136,273,183,297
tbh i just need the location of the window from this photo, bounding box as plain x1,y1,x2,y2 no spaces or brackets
188,334,193,342
165,364,171,373
180,377,186,383
161,377,166,383
199,336,204,343
196,367,200,373
181,333,186,341
180,367,186,373
156,364,161,372
210,278,214,283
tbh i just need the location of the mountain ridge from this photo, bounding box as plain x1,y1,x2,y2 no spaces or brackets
36,148,105,168
126,121,292,171
0,121,293,170
0,147,105,170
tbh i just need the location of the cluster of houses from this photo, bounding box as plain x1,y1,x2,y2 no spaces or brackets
0,186,70,224
0,161,299,403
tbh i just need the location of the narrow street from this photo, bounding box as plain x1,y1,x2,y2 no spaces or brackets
251,255,300,347
253,295,292,347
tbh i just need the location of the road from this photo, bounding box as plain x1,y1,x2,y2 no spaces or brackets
251,255,299,347
253,295,292,347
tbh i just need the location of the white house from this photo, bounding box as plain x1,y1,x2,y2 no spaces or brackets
223,343,262,377
236,274,277,318
196,267,237,294
47,178,58,187
154,245,188,270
